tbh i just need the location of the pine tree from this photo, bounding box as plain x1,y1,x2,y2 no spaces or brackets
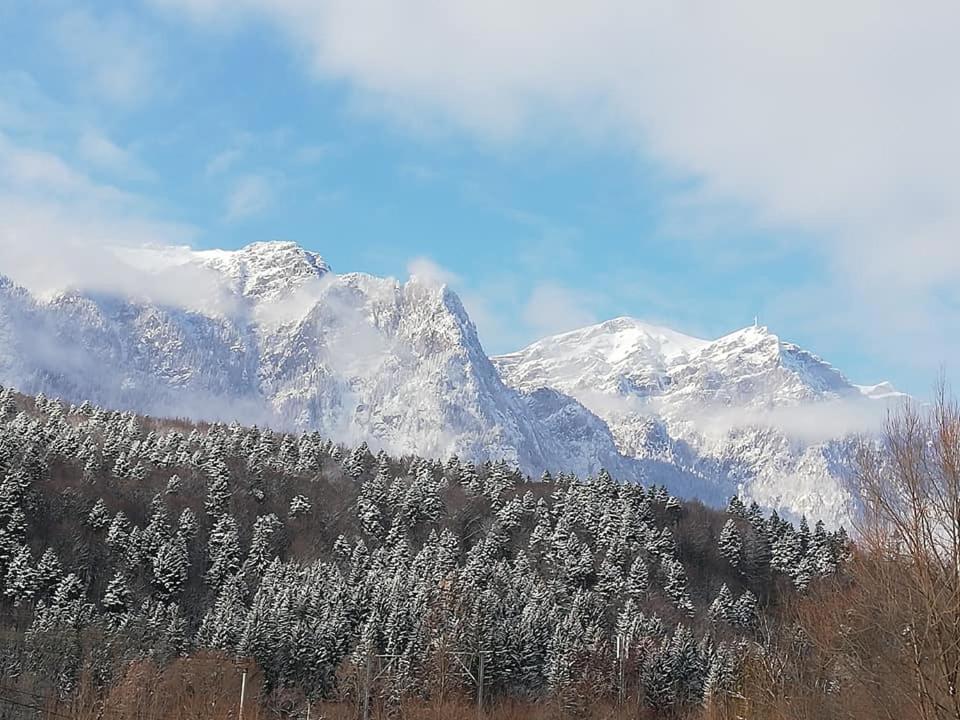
771,527,803,575
792,556,816,591
811,520,838,577
204,465,231,517
34,548,62,593
718,519,742,567
289,494,312,519
665,495,682,525
106,511,131,547
4,545,38,605
206,514,242,590
726,496,746,518
102,572,131,614
732,590,758,628
708,583,735,623
661,556,695,614
196,574,248,651
178,507,199,541
153,536,189,600
86,498,110,530
112,453,131,480
165,474,182,495
626,556,650,600
344,443,369,480
246,513,284,573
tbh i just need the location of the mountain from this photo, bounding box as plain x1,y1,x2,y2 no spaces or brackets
0,241,899,523
494,318,902,524
0,242,629,480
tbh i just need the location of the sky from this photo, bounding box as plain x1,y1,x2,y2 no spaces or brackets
0,0,958,396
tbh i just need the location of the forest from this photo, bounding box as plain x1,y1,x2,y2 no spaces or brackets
0,384,958,720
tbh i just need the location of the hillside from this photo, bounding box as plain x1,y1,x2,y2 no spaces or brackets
0,385,846,718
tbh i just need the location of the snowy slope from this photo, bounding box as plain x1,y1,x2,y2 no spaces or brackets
0,242,630,480
495,321,900,524
0,240,898,523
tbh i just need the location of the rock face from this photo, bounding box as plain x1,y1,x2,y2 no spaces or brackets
0,242,628,480
494,318,902,524
0,241,899,523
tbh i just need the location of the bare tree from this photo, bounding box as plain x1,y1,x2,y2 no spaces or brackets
856,381,960,720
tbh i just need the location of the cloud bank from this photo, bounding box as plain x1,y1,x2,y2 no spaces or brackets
153,0,960,379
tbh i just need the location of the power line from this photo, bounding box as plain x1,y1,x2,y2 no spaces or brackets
0,692,73,719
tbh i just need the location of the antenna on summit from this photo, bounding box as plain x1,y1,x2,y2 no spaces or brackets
754,315,759,327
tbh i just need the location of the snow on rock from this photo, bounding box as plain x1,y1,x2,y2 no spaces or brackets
0,241,902,525
494,319,900,526
0,243,626,481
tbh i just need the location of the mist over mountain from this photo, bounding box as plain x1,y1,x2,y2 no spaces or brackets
0,241,900,524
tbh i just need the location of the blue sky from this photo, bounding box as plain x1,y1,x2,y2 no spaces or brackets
1,0,958,395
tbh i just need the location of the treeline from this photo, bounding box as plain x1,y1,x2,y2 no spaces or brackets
0,383,953,719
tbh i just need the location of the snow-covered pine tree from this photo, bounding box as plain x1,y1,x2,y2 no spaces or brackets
102,572,131,614
661,556,695,615
152,536,189,600
708,583,735,624
86,498,110,530
626,556,650,601
732,590,758,628
205,514,242,590
726,496,746,518
4,545,37,605
289,494,312,519
718,519,742,567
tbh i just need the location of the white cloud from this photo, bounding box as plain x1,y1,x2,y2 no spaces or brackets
52,9,159,107
0,132,133,204
225,174,272,220
406,257,459,287
77,130,153,181
206,148,243,177
0,132,219,311
157,0,960,381
523,283,598,338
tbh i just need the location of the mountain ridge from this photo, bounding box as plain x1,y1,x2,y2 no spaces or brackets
0,241,899,523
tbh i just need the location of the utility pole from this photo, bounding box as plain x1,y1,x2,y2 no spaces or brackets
362,651,403,720
238,667,247,720
615,634,629,706
477,652,484,720
448,647,503,720
362,650,371,720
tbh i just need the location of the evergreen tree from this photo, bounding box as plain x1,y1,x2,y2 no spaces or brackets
708,583,735,624
661,556,695,614
626,556,650,600
289,494,312,518
106,511,131,547
165,474,182,495
102,572,131,614
732,590,758,628
246,513,285,573
34,548,62,593
206,514,242,590
204,465,231,517
4,545,38,605
153,536,189,600
726,496,746,518
718,519,742,567
86,498,110,530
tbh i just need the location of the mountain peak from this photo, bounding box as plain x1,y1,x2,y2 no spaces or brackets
195,241,331,302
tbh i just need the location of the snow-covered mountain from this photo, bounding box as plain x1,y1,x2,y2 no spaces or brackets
0,242,630,480
0,241,900,523
494,318,903,524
